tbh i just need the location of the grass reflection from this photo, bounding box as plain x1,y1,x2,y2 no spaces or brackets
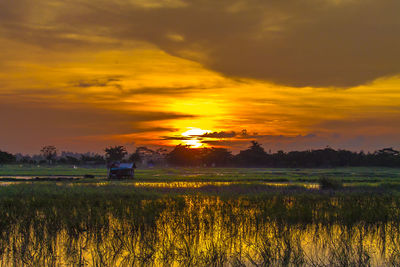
1,184,400,266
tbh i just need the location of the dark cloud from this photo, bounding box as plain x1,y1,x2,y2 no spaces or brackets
164,130,319,149
2,0,399,87
198,131,237,138
71,76,123,88
124,86,203,95
196,129,258,139
166,129,258,140
160,136,194,141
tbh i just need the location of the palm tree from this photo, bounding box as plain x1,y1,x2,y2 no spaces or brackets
104,146,128,162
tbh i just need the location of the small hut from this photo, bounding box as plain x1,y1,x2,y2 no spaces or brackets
107,162,136,179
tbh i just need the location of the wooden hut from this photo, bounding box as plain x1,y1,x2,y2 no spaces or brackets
107,162,136,179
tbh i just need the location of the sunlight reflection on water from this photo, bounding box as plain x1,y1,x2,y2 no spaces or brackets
1,195,399,266
0,179,320,189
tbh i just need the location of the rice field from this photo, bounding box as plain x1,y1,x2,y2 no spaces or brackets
1,166,400,266
1,165,400,183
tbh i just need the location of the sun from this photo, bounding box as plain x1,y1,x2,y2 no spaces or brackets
182,139,203,148
181,127,211,148
181,127,211,137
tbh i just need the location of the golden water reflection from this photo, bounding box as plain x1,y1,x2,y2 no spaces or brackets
1,195,400,266
90,181,320,189
133,181,319,189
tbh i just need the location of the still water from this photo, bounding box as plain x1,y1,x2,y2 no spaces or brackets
1,192,399,266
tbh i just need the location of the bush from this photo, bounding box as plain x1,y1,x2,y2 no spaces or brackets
319,177,343,190
0,151,16,164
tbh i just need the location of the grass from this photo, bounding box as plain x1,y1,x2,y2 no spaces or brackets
0,164,107,176
1,166,400,265
0,183,400,265
1,164,400,183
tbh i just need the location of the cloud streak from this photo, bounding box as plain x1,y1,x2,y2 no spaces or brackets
71,76,123,88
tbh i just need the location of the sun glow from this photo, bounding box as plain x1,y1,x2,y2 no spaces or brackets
181,128,211,137
181,127,211,148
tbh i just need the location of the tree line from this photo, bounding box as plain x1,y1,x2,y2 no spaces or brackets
1,141,400,168
167,141,400,168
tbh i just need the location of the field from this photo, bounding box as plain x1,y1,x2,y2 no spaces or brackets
2,164,400,183
1,165,400,266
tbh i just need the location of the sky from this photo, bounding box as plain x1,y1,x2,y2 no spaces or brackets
1,0,400,154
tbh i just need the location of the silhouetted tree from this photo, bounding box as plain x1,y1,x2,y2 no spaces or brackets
104,146,128,162
58,156,80,165
129,151,142,163
166,145,202,166
0,150,16,164
163,142,400,168
18,155,33,164
373,147,400,167
128,147,152,166
80,154,105,165
9,141,400,168
132,147,168,166
201,147,233,167
235,141,269,167
40,145,57,164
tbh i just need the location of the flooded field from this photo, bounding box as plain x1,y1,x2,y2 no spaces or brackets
1,181,400,266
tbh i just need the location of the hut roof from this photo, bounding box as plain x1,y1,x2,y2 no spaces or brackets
109,162,135,170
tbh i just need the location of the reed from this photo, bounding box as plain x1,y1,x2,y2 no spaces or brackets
0,183,400,265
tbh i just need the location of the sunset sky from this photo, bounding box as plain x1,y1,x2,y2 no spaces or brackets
1,0,400,154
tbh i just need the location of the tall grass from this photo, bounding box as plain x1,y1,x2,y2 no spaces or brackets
0,183,400,265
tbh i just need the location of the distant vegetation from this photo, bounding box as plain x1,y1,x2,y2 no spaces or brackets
104,145,128,162
0,150,15,164
166,142,400,168
1,141,400,168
